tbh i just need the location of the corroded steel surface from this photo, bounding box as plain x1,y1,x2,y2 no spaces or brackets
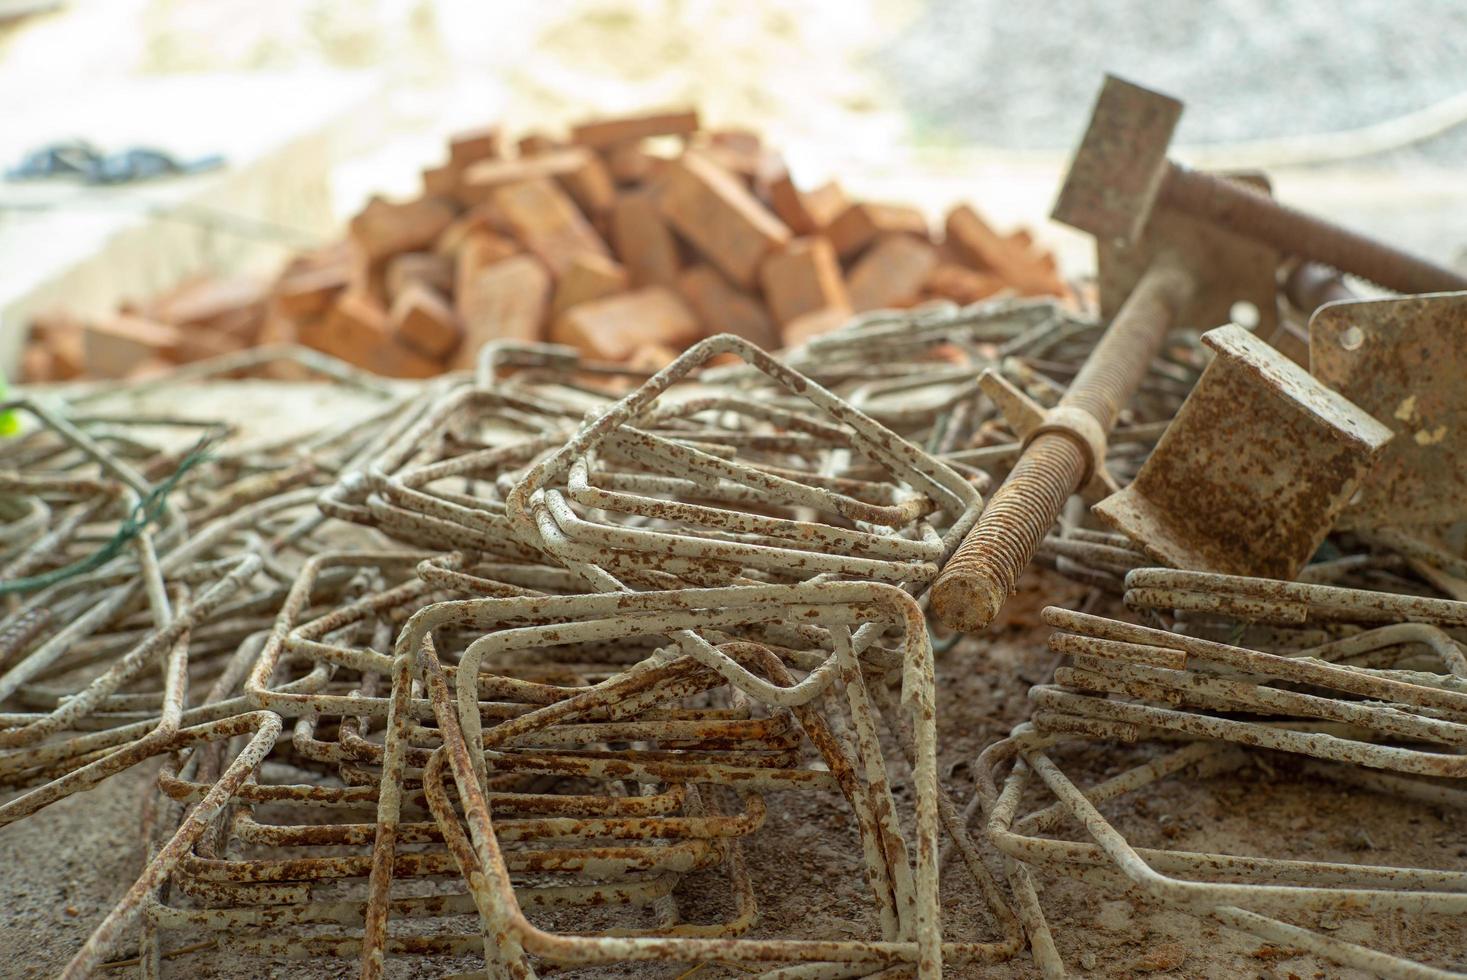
1094,324,1394,578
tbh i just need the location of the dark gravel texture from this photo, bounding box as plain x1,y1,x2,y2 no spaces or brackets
873,0,1467,164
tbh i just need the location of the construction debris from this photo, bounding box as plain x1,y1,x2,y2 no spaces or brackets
5,73,1467,980
1093,323,1395,578
19,108,1068,384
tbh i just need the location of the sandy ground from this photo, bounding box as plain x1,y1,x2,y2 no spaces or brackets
4,550,1465,978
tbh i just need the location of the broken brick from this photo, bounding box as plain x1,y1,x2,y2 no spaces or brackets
678,265,780,350
558,153,617,220
658,153,790,288
571,108,700,148
782,306,851,348
459,148,594,206
421,162,458,198
349,195,458,262
83,316,184,376
847,235,940,311
307,293,393,370
371,338,442,380
611,191,680,289
448,125,501,169
551,286,700,362
769,176,848,235
274,264,347,318
627,342,682,373
21,344,54,384
551,253,630,319
492,178,610,277
385,252,454,304
759,237,849,325
454,254,552,368
434,205,510,257
944,204,1065,297
926,263,1005,305
449,231,519,281
33,316,85,380
603,141,657,184
826,202,928,260
392,283,463,360
517,133,562,156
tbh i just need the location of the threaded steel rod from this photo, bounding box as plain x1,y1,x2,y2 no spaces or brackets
930,260,1193,632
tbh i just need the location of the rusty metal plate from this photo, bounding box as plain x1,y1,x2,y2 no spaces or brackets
1310,291,1467,529
1093,324,1394,578
1098,202,1280,337
1051,74,1182,244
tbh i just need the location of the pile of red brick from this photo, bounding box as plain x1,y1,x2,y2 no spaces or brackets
21,109,1067,383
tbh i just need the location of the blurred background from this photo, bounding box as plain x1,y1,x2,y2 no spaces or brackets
3,0,1465,374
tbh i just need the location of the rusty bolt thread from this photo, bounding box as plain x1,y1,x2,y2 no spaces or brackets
930,434,1087,632
1162,165,1467,297
931,261,1193,632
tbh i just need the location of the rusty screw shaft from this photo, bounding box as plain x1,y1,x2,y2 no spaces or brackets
1162,165,1467,296
931,261,1193,632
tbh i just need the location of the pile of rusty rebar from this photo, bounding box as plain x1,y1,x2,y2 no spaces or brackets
3,73,1467,979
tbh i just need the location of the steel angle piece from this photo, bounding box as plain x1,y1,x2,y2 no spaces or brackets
1094,324,1393,578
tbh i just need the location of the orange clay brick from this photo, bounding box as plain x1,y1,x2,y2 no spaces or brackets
926,263,1005,305
944,204,1065,297
254,306,309,378
171,321,244,362
759,237,848,325
697,130,787,194
385,252,454,303
658,153,790,289
308,293,392,370
83,316,184,376
147,276,264,329
458,148,591,205
434,205,510,257
781,306,851,348
550,287,700,362
454,231,520,303
392,282,463,360
571,108,700,149
274,264,348,318
678,265,780,350
33,316,85,380
422,162,458,198
369,338,441,379
847,235,940,312
21,344,53,383
448,125,501,169
603,141,656,184
558,153,617,220
768,176,848,236
349,196,457,262
551,253,630,319
825,202,928,261
517,133,562,156
454,254,552,368
627,342,682,373
611,191,680,289
492,178,610,278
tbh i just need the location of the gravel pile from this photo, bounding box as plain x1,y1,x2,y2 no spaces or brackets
874,0,1467,166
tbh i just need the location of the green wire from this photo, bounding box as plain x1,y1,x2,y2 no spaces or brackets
0,373,16,436
0,435,216,594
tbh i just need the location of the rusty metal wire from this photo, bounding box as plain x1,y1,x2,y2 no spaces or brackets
7,282,1463,980
977,727,1467,978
